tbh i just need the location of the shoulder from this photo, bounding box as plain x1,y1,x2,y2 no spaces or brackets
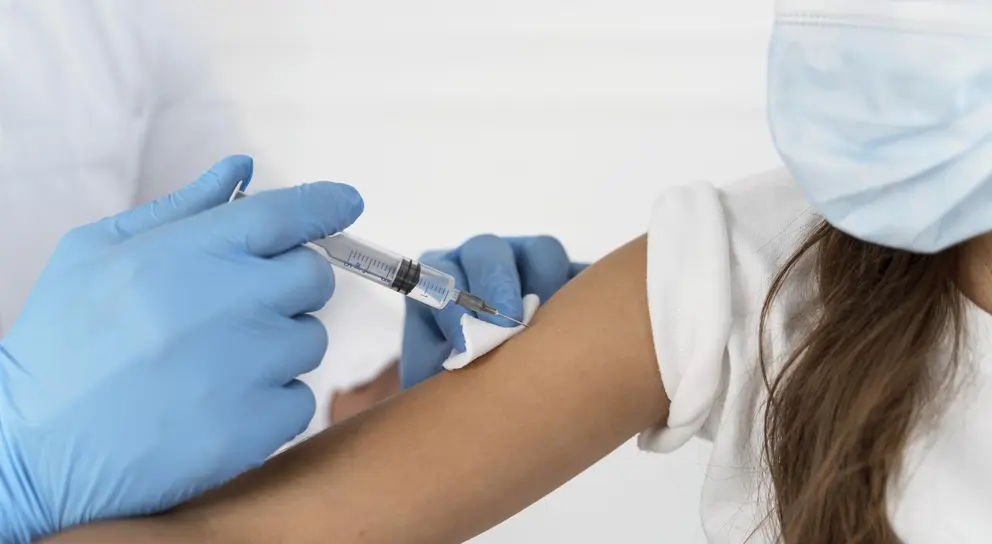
717,168,817,266
75,1,206,99
34,1,163,47
14,1,185,96
647,168,817,319
652,168,814,264
85,1,180,36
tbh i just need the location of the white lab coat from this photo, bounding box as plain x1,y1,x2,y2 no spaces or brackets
0,0,401,436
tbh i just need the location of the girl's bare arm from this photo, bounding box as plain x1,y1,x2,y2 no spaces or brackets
47,236,668,544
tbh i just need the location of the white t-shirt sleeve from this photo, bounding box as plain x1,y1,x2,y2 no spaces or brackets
637,171,816,454
638,181,734,452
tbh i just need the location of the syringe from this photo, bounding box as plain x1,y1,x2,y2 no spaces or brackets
229,186,527,327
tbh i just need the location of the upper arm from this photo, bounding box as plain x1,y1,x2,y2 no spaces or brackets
188,235,667,543
47,235,668,543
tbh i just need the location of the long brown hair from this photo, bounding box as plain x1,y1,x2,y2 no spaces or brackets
758,220,967,543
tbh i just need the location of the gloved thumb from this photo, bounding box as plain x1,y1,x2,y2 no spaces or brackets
198,181,365,257
97,155,254,244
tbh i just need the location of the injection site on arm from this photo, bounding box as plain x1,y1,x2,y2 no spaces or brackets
44,236,668,544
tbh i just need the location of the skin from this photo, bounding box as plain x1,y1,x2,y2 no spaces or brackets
329,363,400,424
44,236,668,543
959,234,992,315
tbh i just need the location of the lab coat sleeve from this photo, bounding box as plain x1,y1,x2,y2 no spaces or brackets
130,3,403,421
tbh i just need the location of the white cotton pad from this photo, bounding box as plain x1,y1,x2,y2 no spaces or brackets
443,294,541,371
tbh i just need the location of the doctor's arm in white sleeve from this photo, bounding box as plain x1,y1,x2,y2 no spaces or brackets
132,3,405,427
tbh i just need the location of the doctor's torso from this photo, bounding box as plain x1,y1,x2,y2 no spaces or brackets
0,1,187,334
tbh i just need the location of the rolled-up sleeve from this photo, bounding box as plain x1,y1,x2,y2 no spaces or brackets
637,181,734,453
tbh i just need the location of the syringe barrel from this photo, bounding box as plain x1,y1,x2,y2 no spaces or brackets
230,187,457,310
307,233,457,310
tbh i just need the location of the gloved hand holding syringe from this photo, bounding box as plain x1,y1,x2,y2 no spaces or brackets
229,184,527,327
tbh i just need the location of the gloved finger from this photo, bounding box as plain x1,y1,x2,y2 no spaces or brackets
570,262,590,278
280,379,318,443
261,246,336,316
251,315,329,386
420,250,471,352
506,236,571,303
231,380,316,476
247,380,318,458
101,155,254,243
200,181,364,257
458,234,523,327
400,299,452,389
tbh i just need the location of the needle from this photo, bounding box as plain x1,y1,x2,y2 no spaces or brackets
494,312,529,328
453,290,529,328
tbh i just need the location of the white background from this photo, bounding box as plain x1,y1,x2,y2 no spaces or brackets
172,1,780,542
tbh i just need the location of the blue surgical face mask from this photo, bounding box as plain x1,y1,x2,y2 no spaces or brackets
768,0,992,253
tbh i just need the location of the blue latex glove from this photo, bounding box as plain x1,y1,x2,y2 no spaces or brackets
400,235,585,388
0,155,364,542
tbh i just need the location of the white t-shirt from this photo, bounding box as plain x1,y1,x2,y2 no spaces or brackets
638,169,992,543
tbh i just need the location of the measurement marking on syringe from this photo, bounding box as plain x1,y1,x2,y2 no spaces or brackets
346,250,399,278
420,278,449,296
236,192,478,312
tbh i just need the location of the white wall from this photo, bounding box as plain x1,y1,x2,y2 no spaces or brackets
170,2,779,542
